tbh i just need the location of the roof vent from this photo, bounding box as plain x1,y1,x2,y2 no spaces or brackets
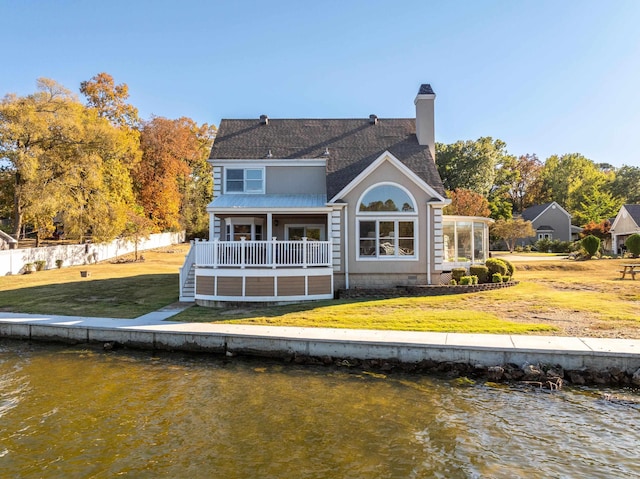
260,114,269,125
266,149,273,158
323,147,330,156
369,114,378,125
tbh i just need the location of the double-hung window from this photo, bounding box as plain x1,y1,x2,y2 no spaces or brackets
225,168,264,193
357,183,417,260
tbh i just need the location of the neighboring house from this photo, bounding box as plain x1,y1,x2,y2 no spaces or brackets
610,204,640,254
0,230,18,250
519,202,575,245
179,84,493,304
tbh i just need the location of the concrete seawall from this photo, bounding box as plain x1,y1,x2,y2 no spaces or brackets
1,316,639,386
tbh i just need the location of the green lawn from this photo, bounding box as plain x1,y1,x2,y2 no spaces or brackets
2,247,638,337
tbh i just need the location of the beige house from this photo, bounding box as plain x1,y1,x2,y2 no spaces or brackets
179,84,493,304
610,204,640,254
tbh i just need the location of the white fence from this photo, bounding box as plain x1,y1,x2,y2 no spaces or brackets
0,232,185,276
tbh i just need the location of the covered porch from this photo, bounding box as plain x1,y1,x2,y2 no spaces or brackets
180,194,338,304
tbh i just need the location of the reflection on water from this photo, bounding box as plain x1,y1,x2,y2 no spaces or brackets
1,339,639,478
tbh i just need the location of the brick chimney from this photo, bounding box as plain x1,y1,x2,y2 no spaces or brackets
414,84,436,161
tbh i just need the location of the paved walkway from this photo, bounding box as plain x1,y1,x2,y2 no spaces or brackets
0,304,638,354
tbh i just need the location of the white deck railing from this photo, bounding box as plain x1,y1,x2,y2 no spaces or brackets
195,238,332,269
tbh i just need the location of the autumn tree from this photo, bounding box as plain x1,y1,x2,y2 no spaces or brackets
135,117,215,233
491,218,535,253
0,79,77,241
80,72,140,129
0,78,138,245
121,206,154,261
443,189,491,217
581,219,612,252
506,154,544,213
436,137,509,196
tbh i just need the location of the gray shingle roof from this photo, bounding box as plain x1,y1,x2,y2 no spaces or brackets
522,203,554,221
624,204,640,225
209,118,445,200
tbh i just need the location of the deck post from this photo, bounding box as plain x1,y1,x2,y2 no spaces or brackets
272,237,277,269
302,237,308,268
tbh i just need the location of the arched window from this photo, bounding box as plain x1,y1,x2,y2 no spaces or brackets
358,184,416,212
357,183,417,259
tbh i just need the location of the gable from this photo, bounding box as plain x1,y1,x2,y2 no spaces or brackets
522,202,571,223
329,151,447,203
611,204,640,232
209,118,445,200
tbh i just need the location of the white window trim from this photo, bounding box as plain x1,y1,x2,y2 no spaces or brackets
355,182,419,261
224,217,265,241
356,217,418,261
224,167,265,194
284,224,326,241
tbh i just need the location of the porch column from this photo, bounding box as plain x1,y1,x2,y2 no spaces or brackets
267,213,273,240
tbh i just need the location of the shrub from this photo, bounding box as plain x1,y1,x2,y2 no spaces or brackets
451,267,467,283
471,275,479,285
449,279,457,285
35,260,46,271
502,275,510,282
459,276,473,285
500,259,515,277
469,265,489,283
535,238,573,253
55,259,63,269
534,238,553,252
626,234,640,258
581,235,601,257
485,258,508,277
492,273,502,283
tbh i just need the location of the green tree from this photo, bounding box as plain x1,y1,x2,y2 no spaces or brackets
574,188,622,226
539,153,613,215
491,218,535,252
609,165,640,204
436,137,509,196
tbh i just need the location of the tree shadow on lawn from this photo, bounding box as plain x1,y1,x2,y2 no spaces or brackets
178,297,392,323
0,274,179,319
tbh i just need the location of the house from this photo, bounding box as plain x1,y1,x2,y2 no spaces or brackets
610,204,640,254
0,230,18,250
179,84,493,304
519,201,577,245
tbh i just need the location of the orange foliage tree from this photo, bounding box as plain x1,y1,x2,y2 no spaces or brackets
134,117,215,232
443,188,491,217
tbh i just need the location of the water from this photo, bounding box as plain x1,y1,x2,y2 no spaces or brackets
1,339,639,479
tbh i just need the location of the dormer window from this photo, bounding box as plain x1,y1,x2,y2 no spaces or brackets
225,168,264,194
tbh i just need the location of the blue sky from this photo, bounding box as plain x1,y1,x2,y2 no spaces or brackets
1,0,639,167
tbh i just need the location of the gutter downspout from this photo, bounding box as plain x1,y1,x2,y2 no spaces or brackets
426,203,431,285
344,206,349,289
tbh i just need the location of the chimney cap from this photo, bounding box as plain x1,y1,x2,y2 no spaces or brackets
369,114,378,125
259,114,269,125
418,84,435,95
